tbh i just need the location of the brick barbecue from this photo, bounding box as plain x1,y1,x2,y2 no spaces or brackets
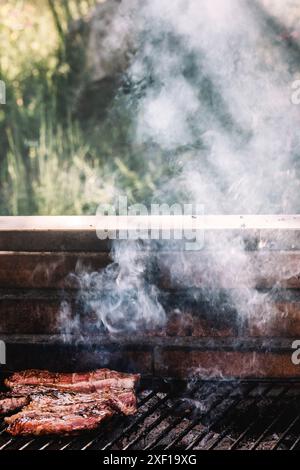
0,215,300,377
0,215,300,450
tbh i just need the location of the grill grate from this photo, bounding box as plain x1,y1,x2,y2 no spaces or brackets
1,379,300,450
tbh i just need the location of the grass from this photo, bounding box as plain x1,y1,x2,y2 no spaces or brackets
0,0,167,215
4,119,116,215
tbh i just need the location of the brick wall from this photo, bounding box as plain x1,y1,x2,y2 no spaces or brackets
0,215,300,377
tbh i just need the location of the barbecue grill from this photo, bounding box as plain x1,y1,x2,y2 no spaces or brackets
1,215,300,451
1,378,300,450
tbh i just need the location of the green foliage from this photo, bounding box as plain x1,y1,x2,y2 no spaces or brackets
0,0,167,215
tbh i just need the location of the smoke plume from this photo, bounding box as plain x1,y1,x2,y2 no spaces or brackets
61,0,300,340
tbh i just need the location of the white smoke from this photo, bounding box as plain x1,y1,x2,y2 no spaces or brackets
129,0,300,214
68,241,166,336
61,0,300,338
120,0,300,328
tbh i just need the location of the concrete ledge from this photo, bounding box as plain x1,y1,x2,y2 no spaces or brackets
0,215,300,251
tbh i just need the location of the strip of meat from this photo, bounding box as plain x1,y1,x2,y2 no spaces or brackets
108,389,137,416
12,388,137,416
6,406,114,436
5,391,118,436
5,404,106,424
5,397,114,425
2,385,57,396
5,369,140,393
0,393,29,415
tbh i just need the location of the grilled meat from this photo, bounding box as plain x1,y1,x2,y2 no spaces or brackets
5,404,114,436
15,388,137,416
108,389,138,416
5,369,140,393
2,369,139,436
0,393,29,415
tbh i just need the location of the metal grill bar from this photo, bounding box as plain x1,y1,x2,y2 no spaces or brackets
249,388,292,450
190,383,258,450
0,438,13,450
271,415,300,450
205,386,265,450
290,433,300,450
164,382,236,449
39,440,54,450
101,392,171,450
228,385,286,450
123,382,209,450
18,439,35,451
143,385,212,450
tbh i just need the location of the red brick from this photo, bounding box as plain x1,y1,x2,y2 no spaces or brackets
0,252,110,288
247,302,300,337
155,350,300,378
